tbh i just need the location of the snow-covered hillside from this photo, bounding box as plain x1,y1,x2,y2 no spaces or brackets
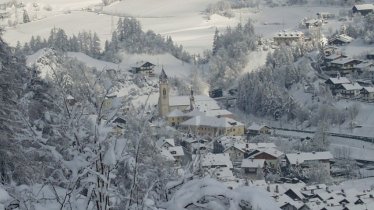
2,1,351,54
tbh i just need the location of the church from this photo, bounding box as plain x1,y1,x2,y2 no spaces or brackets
158,69,245,137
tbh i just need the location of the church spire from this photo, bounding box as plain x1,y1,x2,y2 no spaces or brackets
189,87,195,111
159,67,168,83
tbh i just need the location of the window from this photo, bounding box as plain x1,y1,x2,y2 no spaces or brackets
163,88,166,96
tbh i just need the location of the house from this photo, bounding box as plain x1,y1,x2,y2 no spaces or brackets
285,151,333,174
352,4,374,16
201,153,233,169
360,87,374,102
337,83,362,98
317,12,335,20
209,88,223,98
241,158,266,178
66,94,76,106
273,31,304,45
224,144,246,162
322,46,338,57
156,138,175,149
180,115,245,137
329,58,362,75
168,146,185,164
329,34,354,46
354,61,374,74
247,148,284,168
131,61,156,75
247,123,271,136
324,53,347,64
182,137,208,154
304,19,322,28
224,142,277,163
367,52,374,60
325,77,351,95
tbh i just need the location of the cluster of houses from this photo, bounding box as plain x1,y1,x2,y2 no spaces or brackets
322,48,374,77
266,181,374,210
325,76,374,101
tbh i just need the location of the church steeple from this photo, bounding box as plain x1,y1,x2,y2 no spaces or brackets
158,68,169,117
159,68,168,83
189,87,195,111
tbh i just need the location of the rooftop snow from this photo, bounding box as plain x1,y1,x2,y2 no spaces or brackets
330,57,357,65
167,109,185,117
354,4,374,11
326,77,350,85
286,151,333,165
181,116,244,128
169,95,220,111
247,123,269,131
341,83,362,91
168,146,184,157
201,153,233,169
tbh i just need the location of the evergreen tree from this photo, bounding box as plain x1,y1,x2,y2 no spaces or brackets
23,10,30,23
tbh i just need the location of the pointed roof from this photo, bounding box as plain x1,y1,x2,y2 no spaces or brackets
159,68,168,83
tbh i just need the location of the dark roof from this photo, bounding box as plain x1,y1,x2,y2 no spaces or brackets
159,68,168,82
141,62,156,68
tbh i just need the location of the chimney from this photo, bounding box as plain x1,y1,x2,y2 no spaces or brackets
246,143,249,148
275,185,279,193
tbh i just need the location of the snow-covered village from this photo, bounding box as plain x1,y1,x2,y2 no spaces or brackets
1,0,374,210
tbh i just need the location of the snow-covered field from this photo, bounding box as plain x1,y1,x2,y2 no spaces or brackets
2,1,350,54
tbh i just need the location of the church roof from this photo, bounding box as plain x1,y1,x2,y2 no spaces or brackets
159,68,168,83
169,95,220,112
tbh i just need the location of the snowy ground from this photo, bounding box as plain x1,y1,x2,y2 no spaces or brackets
2,1,350,55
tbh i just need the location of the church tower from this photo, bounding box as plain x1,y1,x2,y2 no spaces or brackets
189,88,195,111
158,68,169,117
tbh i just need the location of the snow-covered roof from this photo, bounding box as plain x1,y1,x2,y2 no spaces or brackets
224,143,277,153
241,158,265,168
330,57,357,65
204,109,233,117
325,53,344,60
169,95,220,111
275,31,304,38
184,109,205,118
167,109,185,117
210,167,236,181
354,4,374,11
156,138,175,148
181,116,244,128
160,148,176,161
305,19,321,24
362,86,374,93
355,61,373,69
332,34,354,43
326,77,350,85
251,148,284,158
202,153,233,169
286,152,333,165
341,83,362,91
247,123,269,131
168,146,184,157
